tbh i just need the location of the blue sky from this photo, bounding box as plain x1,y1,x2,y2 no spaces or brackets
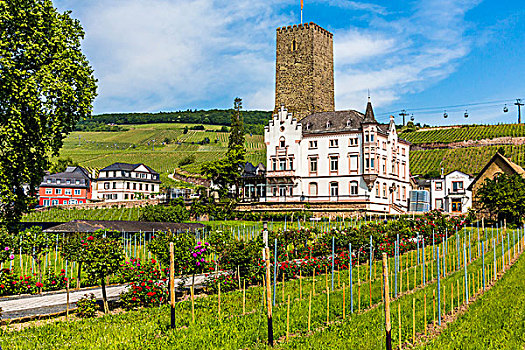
55,0,524,126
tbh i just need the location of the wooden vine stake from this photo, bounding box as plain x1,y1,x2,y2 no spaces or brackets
308,290,312,333
169,242,175,328
286,295,290,341
264,247,274,346
343,282,346,319
326,287,330,324
382,253,392,350
191,285,195,323
299,269,302,300
218,282,221,318
312,268,316,296
243,279,246,315
412,298,416,344
66,277,70,320
424,293,427,336
398,303,402,350
432,289,436,326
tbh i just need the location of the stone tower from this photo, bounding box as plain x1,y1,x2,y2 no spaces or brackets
274,22,335,120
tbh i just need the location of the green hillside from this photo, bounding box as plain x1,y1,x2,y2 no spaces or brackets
400,123,525,144
57,123,265,184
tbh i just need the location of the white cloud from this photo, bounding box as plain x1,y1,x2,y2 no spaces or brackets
55,0,483,115
334,0,482,112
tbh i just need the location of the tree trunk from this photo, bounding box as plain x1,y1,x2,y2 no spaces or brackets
101,277,109,313
76,261,82,290
36,256,42,295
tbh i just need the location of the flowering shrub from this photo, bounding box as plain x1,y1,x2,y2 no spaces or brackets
76,293,98,318
119,258,166,310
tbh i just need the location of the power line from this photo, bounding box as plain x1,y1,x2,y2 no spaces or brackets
376,98,523,118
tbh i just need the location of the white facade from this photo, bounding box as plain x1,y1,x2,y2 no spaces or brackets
95,163,161,202
264,103,412,213
430,170,473,213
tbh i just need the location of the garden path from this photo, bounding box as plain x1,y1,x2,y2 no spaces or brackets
0,273,208,320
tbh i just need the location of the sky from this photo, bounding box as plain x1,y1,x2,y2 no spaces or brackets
55,0,525,126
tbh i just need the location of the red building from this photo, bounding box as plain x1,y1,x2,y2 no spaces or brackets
38,166,93,207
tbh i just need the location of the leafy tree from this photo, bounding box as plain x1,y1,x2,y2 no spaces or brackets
228,98,245,149
49,157,79,174
82,236,123,313
18,226,54,294
183,126,189,134
201,98,246,197
148,231,195,275
0,1,97,231
476,173,525,224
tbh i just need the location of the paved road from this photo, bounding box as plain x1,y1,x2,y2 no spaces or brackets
0,273,210,320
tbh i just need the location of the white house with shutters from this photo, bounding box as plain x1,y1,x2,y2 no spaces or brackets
263,99,412,213
94,163,161,201
430,170,473,214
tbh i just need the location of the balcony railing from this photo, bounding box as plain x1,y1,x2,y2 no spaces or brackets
448,189,466,195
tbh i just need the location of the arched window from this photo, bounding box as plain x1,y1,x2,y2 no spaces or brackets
279,136,285,148
350,181,358,195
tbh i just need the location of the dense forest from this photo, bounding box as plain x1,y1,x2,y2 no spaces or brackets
76,109,273,134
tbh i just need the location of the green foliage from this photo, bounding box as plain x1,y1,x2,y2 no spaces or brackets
476,172,525,223
18,226,54,289
0,0,97,231
147,231,195,275
138,203,189,222
178,154,196,167
82,236,123,283
0,228,16,264
76,293,98,318
49,157,79,174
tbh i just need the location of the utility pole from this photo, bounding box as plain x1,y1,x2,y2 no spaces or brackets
515,99,523,124
399,110,408,126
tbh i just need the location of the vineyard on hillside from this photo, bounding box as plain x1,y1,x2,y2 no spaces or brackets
400,123,525,144
410,144,525,176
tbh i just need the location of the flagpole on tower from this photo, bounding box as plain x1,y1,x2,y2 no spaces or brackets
301,0,303,23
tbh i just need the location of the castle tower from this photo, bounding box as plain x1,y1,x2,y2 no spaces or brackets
275,23,335,120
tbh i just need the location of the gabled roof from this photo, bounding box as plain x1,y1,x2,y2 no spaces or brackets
40,166,91,187
467,152,525,191
100,163,159,175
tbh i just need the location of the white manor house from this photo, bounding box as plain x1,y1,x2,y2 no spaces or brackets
264,100,412,213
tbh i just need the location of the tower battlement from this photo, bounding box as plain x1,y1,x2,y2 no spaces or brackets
276,22,333,38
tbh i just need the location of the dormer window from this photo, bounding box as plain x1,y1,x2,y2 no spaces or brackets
346,120,351,127
326,121,331,128
306,122,310,130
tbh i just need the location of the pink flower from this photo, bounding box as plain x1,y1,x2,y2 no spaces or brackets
4,247,9,251
9,254,14,260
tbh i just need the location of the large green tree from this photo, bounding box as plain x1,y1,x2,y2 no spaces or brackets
202,98,245,197
476,172,525,224
0,0,97,230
